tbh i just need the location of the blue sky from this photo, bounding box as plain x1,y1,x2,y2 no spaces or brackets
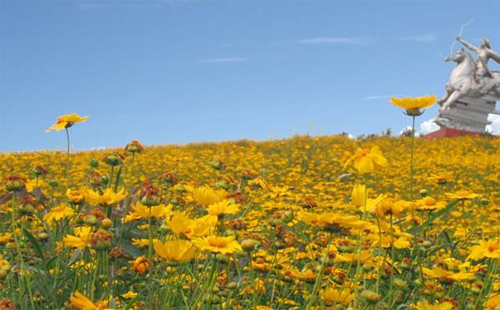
1,0,500,152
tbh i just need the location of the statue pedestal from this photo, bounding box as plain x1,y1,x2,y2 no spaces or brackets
423,127,481,139
429,95,498,138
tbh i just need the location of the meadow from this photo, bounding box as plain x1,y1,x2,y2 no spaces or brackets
0,129,499,309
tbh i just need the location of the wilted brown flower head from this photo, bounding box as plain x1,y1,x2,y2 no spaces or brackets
138,182,162,206
5,175,27,192
90,229,114,250
0,298,17,310
31,165,48,177
161,170,178,185
103,151,125,167
125,140,145,154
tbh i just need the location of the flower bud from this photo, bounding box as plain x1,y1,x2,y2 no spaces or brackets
241,239,259,252
31,165,48,177
5,242,16,250
5,175,26,192
227,282,238,290
209,159,225,171
37,232,50,241
394,278,407,289
48,180,59,188
421,240,432,248
103,152,124,167
361,290,381,304
101,218,113,229
0,269,8,280
281,210,294,223
125,140,145,154
84,214,98,226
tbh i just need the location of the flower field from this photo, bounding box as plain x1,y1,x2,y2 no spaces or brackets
0,133,499,309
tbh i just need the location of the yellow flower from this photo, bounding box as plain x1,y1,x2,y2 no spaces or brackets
69,291,110,310
25,178,43,192
298,211,367,230
85,188,127,206
416,196,446,211
374,198,406,218
445,190,480,200
63,227,92,249
121,291,137,299
0,233,12,243
185,185,227,206
43,204,75,224
467,239,500,261
320,287,355,305
123,212,142,223
154,239,196,262
191,235,242,254
344,146,388,174
289,268,316,283
46,113,89,132
207,200,240,217
390,95,436,116
130,256,149,275
422,267,474,282
166,211,216,238
366,234,411,249
485,293,500,310
351,183,366,207
335,250,372,264
132,238,159,248
67,189,85,203
131,202,172,219
413,299,453,310
427,173,452,185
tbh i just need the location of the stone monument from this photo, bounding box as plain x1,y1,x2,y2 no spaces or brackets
427,36,500,137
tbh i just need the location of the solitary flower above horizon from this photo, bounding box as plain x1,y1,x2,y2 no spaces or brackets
46,113,89,132
390,95,436,116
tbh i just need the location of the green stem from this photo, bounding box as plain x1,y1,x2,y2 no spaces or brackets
147,207,153,303
410,115,415,202
65,128,71,188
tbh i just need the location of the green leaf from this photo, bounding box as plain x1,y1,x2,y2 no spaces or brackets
68,249,82,266
23,228,45,264
46,256,58,270
439,230,455,250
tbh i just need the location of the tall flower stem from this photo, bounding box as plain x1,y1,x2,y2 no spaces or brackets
65,127,71,188
147,207,153,303
410,115,416,202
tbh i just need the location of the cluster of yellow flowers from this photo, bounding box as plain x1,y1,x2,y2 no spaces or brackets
0,103,499,309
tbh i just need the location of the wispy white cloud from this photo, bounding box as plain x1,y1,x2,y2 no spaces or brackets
362,95,397,101
297,37,373,45
202,57,247,63
402,34,436,43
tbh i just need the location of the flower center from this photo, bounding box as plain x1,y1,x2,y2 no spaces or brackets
208,238,228,248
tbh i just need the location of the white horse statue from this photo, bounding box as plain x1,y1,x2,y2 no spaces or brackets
439,46,500,110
